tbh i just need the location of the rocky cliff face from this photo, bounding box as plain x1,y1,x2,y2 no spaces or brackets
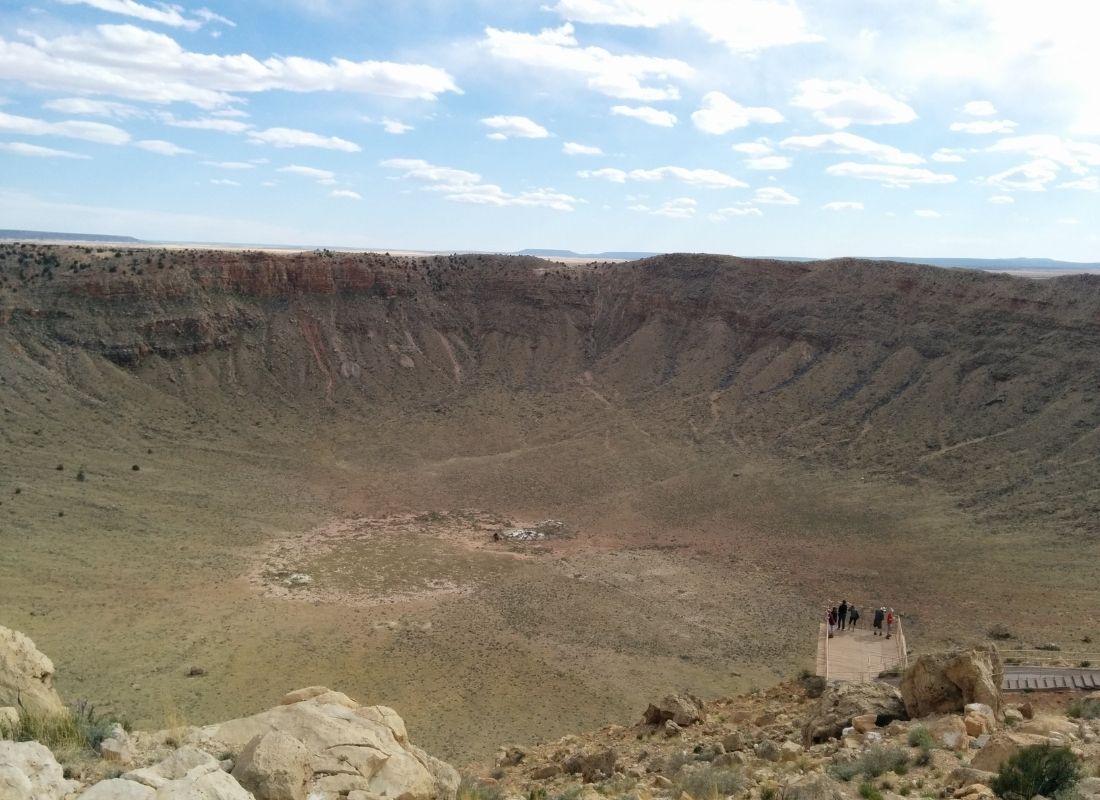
3,245,1099,533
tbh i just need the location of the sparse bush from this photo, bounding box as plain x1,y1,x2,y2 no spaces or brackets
760,788,776,800
907,727,933,749
1079,661,1092,668
76,467,86,482
131,464,140,471
0,702,118,755
989,624,1015,640
458,777,505,800
1067,699,1100,720
859,782,884,800
674,766,745,800
663,750,696,774
831,746,911,782
992,745,1080,800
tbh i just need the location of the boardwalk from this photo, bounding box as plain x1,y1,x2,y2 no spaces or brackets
816,620,908,681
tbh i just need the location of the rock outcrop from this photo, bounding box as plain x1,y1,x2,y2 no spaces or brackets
0,740,81,799
802,681,906,744
779,774,847,800
642,695,706,727
231,731,312,800
194,687,458,800
0,626,66,716
900,648,1003,719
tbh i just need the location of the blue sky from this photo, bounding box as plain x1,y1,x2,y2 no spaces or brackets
0,0,1098,258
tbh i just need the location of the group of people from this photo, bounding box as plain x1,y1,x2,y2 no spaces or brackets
825,600,896,639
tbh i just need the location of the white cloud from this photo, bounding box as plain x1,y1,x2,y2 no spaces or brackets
987,135,1100,173
754,186,799,204
0,141,90,159
210,178,239,186
1058,218,1080,225
580,164,747,188
0,110,130,144
950,120,1017,134
746,155,791,170
43,97,141,118
963,100,997,117
988,195,1014,204
562,141,603,156
278,165,336,182
821,201,863,211
381,118,413,135
381,157,580,211
248,127,360,152
691,91,783,134
548,0,822,54
914,209,941,217
57,0,213,31
931,148,967,163
481,115,550,139
135,138,190,155
983,159,1060,192
201,160,256,169
0,25,459,109
651,197,696,218
329,189,361,200
825,162,957,186
481,23,691,102
709,206,763,220
162,115,251,133
780,131,923,165
732,139,773,155
1058,176,1099,191
791,79,917,129
628,166,748,188
577,167,627,182
611,105,677,127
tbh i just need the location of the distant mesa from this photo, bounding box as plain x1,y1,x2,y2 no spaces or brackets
518,248,660,261
0,229,141,243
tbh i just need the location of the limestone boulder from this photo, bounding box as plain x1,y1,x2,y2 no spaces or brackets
154,768,255,799
642,695,705,727
779,774,846,800
0,740,81,799
561,749,616,782
970,732,1051,772
900,648,1003,720
1014,716,1080,738
0,626,66,716
925,715,970,750
232,731,311,800
195,691,457,800
78,778,156,799
802,681,906,745
124,746,220,789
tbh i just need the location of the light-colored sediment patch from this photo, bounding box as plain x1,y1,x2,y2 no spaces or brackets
249,510,565,608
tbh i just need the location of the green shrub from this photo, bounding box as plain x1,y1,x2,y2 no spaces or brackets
991,745,1080,800
761,788,777,800
0,702,118,754
674,766,745,800
1067,699,1100,720
458,778,505,800
862,746,911,778
907,727,933,749
831,746,911,782
859,782,884,800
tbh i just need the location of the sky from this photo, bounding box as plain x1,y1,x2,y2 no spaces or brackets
0,0,1098,258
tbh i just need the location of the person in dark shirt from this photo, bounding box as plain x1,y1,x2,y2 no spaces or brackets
873,606,885,636
838,600,849,631
849,605,860,629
